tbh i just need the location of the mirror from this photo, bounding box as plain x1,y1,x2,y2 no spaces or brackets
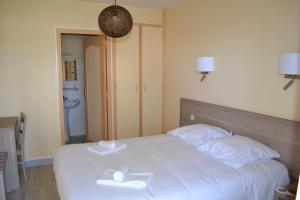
63,60,77,81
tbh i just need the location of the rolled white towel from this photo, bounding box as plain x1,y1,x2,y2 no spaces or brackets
97,168,153,189
98,140,116,149
113,166,129,182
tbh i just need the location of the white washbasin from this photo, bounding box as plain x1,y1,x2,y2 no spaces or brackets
64,98,80,109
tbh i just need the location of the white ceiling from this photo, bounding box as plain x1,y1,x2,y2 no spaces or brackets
78,0,187,9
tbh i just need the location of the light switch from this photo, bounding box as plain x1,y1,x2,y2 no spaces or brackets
190,114,195,121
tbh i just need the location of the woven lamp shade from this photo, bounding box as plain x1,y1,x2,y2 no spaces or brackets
98,5,133,38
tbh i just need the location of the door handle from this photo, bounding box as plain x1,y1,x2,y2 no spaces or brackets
84,88,87,97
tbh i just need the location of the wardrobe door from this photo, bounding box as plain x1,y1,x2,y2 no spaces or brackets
116,26,140,139
141,26,163,136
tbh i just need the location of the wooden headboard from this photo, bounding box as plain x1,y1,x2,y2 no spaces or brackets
180,98,300,181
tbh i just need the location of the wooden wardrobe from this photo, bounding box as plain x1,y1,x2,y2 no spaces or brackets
115,24,163,139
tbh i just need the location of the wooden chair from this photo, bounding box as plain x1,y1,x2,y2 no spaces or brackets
16,113,27,181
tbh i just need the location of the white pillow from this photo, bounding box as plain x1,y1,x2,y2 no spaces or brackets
198,135,280,169
167,124,231,147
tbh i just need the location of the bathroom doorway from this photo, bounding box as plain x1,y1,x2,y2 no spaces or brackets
58,30,108,144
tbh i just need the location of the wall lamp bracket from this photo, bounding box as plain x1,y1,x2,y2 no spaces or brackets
282,75,300,90
200,72,209,82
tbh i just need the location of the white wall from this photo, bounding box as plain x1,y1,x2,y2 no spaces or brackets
62,35,87,140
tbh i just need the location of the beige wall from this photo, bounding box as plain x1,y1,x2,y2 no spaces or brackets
0,0,163,160
164,0,300,131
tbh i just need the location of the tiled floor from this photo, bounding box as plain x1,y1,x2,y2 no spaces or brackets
6,165,59,200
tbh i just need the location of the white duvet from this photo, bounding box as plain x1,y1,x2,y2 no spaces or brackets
54,134,289,200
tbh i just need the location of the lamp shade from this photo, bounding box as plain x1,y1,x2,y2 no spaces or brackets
279,53,300,75
98,5,133,38
196,57,215,72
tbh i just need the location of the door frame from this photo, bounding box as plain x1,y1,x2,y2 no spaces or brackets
56,28,114,145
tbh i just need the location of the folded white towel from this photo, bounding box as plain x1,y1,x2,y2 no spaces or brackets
87,142,127,156
97,169,153,189
98,140,117,149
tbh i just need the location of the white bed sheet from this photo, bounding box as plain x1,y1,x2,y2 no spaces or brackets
54,134,289,200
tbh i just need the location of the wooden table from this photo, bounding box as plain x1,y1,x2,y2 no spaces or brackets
0,152,8,200
0,117,19,192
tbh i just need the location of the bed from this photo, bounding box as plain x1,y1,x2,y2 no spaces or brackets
54,98,300,200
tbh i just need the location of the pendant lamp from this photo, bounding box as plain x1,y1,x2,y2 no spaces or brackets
98,0,133,38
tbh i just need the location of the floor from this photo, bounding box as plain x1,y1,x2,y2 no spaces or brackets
6,165,59,200
66,135,86,144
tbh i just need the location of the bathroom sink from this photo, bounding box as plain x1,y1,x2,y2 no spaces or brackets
64,98,80,109
63,97,81,143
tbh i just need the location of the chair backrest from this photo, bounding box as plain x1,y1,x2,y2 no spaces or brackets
18,113,26,151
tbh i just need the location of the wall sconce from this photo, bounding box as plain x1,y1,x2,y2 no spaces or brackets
279,53,300,90
196,57,215,81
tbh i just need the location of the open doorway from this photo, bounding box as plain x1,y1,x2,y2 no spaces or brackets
57,29,109,145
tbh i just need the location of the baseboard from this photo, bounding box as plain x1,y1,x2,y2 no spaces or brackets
24,157,54,168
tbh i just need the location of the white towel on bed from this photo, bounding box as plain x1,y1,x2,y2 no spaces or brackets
113,166,129,182
87,142,127,156
96,168,153,189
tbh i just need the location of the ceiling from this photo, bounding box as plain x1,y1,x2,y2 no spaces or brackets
78,0,187,9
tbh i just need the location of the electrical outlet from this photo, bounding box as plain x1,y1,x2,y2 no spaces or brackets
190,114,195,121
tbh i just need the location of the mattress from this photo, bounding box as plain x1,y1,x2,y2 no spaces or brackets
54,134,289,200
